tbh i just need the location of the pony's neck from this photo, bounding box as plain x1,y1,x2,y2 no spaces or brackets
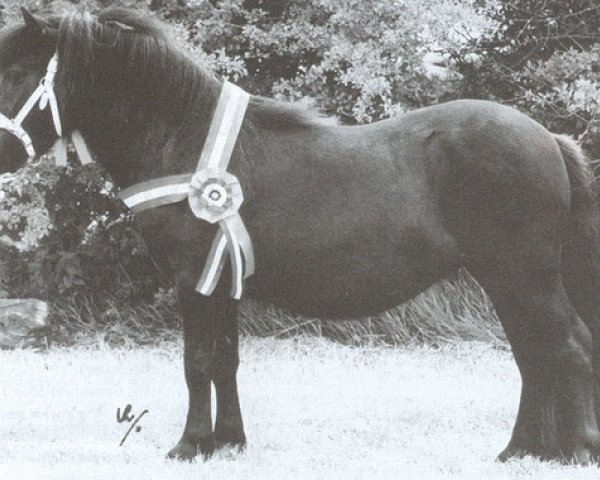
54,17,319,192
59,46,224,188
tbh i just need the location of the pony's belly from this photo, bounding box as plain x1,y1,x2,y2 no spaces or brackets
261,289,415,319
246,220,461,318
246,255,459,319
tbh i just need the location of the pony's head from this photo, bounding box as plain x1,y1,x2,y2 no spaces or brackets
0,8,59,172
0,7,223,182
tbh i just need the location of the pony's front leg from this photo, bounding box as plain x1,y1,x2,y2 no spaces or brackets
213,300,246,449
167,282,242,460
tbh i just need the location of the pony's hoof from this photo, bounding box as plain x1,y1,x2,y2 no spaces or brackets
215,434,246,452
498,442,600,466
215,426,246,451
567,445,600,466
496,445,530,463
166,435,214,461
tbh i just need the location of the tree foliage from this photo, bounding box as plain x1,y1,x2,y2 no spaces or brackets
454,1,600,156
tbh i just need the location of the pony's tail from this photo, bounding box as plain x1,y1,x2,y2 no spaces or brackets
557,134,600,322
557,134,600,417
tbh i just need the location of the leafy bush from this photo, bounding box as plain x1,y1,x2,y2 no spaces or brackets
189,0,491,122
0,152,165,304
452,1,600,157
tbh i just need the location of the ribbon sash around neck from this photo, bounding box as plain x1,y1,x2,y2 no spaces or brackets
119,82,255,299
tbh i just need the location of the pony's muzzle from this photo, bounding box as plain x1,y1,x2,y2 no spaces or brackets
0,113,35,159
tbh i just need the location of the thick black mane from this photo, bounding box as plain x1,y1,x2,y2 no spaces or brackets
96,7,170,39
56,8,218,138
51,7,319,137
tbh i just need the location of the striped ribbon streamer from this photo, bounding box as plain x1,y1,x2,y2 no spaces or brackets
119,173,193,213
191,81,253,299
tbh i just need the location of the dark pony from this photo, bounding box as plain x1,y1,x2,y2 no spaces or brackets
2,7,600,464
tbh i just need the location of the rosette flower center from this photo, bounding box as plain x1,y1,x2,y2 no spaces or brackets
188,169,244,224
203,183,228,207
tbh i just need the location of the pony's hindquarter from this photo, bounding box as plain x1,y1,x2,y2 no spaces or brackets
458,123,600,462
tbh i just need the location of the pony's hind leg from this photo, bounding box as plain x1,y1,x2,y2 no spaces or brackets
561,207,600,436
472,246,600,463
497,287,599,462
557,135,600,430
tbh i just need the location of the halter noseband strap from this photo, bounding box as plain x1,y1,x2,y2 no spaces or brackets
0,53,62,159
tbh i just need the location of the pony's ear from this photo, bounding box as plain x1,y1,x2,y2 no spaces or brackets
21,8,51,37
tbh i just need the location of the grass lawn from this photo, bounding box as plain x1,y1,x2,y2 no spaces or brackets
0,337,597,479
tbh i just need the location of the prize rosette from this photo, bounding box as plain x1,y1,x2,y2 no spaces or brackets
188,169,244,224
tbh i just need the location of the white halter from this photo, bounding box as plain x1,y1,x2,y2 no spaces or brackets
0,53,94,167
0,53,62,159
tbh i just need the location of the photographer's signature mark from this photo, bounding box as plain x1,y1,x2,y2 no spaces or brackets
116,404,149,446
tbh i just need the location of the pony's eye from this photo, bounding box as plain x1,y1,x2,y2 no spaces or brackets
4,69,26,86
